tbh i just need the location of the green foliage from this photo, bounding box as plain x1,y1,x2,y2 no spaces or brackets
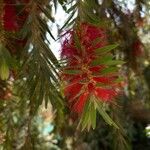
78,95,119,131
0,44,12,80
95,44,119,54
63,69,82,75
17,0,64,115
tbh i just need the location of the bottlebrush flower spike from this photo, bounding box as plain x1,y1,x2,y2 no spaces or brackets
61,23,107,58
61,23,123,129
3,0,19,31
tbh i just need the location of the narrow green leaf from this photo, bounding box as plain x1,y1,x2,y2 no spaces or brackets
0,60,9,80
91,37,103,46
96,100,119,129
45,92,49,109
64,69,82,75
95,44,119,54
100,67,118,75
81,112,90,131
104,60,125,66
86,0,97,7
53,0,57,12
65,18,76,29
95,83,110,88
90,104,96,129
73,33,82,51
114,77,124,83
86,11,100,23
81,2,100,24
66,3,77,13
78,99,90,131
91,55,113,66
37,77,45,106
60,11,76,31
38,17,56,40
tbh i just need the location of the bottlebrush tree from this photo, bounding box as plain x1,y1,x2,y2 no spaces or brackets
0,0,150,149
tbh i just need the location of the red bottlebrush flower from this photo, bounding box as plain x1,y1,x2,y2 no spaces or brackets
132,39,144,57
80,23,107,51
16,39,27,47
94,88,117,101
93,76,114,84
73,92,89,113
64,82,82,101
61,23,121,114
61,23,107,59
89,66,104,72
3,0,19,31
61,31,77,58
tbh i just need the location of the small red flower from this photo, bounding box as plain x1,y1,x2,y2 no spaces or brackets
61,23,121,113
64,82,82,101
3,0,19,31
95,88,117,101
132,39,144,57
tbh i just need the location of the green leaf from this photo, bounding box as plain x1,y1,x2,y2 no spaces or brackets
81,111,90,131
60,10,76,31
64,69,82,75
39,5,55,23
78,96,97,131
64,18,76,29
78,94,119,130
66,3,77,13
44,91,49,109
104,60,125,66
95,44,119,54
74,33,82,50
78,98,90,130
100,67,118,75
0,45,11,80
91,37,103,46
0,59,9,80
90,103,96,129
96,100,119,129
0,44,11,60
81,1,100,24
86,12,100,24
38,17,56,40
53,0,58,12
91,55,113,66
95,83,110,88
114,77,124,83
